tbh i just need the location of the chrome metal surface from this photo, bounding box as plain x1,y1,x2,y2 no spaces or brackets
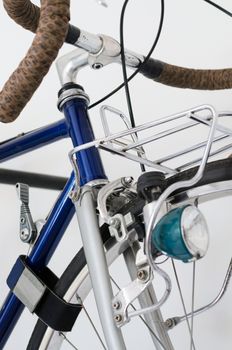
69,105,232,178
180,206,209,259
57,31,143,84
194,114,232,136
88,34,143,69
56,49,89,85
100,106,132,136
177,141,232,171
76,30,103,53
88,34,121,67
156,134,229,165
119,120,198,152
99,143,176,174
57,88,90,111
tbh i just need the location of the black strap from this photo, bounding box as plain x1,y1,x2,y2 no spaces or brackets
7,256,82,332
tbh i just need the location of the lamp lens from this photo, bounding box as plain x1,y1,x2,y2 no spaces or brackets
152,205,209,262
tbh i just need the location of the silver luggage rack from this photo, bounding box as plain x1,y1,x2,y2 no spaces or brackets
69,104,232,184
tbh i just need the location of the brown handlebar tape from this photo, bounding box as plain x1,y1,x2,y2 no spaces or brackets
140,58,232,90
0,0,70,123
161,63,232,90
3,0,40,33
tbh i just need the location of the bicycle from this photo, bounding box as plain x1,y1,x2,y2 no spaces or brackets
0,0,232,349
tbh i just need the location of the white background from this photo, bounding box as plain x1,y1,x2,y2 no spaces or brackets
0,0,232,349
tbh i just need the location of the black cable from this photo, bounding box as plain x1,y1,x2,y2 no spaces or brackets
88,0,165,110
203,0,232,17
120,0,146,172
120,0,136,129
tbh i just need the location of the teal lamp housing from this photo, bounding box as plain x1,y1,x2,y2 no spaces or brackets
152,205,209,262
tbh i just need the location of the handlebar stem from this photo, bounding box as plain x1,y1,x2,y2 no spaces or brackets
56,29,144,85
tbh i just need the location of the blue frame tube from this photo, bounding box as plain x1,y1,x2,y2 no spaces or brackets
29,173,75,267
63,97,106,183
0,174,75,348
0,91,107,348
0,119,68,162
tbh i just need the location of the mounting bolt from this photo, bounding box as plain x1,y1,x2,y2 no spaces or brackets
122,177,133,187
165,318,175,329
137,269,148,282
114,314,123,323
20,217,26,224
109,218,120,228
92,63,103,70
20,229,30,242
113,301,121,310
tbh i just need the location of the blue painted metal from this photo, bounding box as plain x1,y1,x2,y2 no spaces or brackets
0,293,24,348
152,206,193,262
0,91,107,348
0,119,68,162
0,174,75,348
29,172,75,267
63,98,106,184
6,257,25,290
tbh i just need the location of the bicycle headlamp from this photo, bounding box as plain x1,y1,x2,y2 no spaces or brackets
152,205,209,262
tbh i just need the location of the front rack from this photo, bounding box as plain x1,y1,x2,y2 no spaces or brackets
69,104,232,183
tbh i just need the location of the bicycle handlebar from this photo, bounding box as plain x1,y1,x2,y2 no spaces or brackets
139,58,232,90
2,1,232,124
1,0,70,123
3,0,81,45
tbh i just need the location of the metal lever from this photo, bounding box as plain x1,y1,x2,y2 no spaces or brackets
16,183,37,243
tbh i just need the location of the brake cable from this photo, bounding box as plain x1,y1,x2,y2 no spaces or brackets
89,0,165,110
203,0,232,17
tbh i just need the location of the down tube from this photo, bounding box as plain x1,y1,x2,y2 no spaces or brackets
0,174,75,348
